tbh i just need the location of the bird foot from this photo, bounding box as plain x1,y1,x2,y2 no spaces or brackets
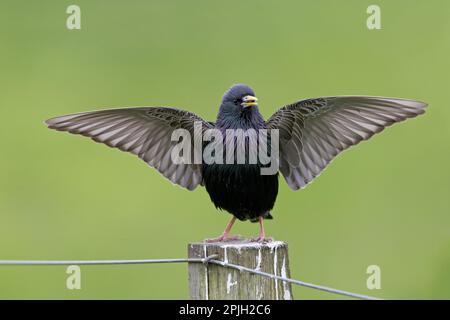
250,236,273,243
204,234,242,243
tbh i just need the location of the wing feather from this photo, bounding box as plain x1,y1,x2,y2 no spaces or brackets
266,96,427,190
46,107,213,190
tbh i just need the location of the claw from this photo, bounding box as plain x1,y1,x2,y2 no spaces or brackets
204,234,242,243
250,236,273,243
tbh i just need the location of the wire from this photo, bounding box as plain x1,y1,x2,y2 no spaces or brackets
0,255,381,300
207,259,381,300
0,258,205,266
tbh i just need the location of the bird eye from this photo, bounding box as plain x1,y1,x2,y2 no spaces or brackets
233,98,240,104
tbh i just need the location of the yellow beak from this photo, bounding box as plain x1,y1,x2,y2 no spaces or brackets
241,95,258,108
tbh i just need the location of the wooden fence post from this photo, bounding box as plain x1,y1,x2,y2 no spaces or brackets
188,240,293,300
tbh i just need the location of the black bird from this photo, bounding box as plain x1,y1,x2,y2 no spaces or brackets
45,84,427,242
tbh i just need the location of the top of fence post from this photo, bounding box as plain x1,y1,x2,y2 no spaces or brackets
188,239,293,300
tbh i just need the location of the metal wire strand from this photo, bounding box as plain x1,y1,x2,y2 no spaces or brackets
208,259,381,300
0,255,381,300
0,258,204,266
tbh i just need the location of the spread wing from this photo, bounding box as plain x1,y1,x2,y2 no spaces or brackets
46,107,214,190
266,96,427,190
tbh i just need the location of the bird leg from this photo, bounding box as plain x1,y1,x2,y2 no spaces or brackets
205,217,241,242
251,216,273,242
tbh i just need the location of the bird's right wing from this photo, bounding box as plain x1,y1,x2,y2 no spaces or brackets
266,96,427,190
46,107,214,190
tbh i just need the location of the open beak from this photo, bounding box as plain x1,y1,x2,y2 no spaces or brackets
241,95,258,108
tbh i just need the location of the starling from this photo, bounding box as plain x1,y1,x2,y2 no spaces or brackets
45,84,427,242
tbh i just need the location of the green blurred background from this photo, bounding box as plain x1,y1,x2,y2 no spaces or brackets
1,0,449,299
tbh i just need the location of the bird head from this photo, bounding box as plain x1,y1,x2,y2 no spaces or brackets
221,84,258,111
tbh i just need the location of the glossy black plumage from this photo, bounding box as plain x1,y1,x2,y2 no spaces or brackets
202,163,278,222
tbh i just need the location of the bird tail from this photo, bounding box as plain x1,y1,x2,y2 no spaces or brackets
250,211,273,223
265,212,274,220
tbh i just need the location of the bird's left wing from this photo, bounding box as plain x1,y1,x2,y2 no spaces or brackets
265,96,427,190
46,107,214,190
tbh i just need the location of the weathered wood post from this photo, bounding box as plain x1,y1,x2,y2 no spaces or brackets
188,240,293,300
